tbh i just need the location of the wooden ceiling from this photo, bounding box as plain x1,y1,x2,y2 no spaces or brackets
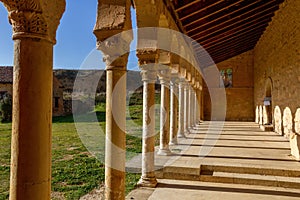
169,0,284,66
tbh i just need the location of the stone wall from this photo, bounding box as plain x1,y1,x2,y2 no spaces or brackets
253,0,300,127
253,0,300,160
203,50,254,121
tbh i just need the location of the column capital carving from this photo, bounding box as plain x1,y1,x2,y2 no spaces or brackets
136,50,159,66
140,67,157,83
97,36,131,69
157,68,170,85
170,74,180,87
1,0,65,44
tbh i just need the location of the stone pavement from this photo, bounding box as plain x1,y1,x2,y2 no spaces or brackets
126,121,300,199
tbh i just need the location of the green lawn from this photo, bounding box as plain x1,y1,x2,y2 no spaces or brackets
0,93,161,200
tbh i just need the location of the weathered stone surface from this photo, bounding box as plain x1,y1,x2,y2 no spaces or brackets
1,0,66,43
255,106,259,123
254,0,300,116
274,106,283,135
289,135,300,161
283,107,293,137
294,108,300,134
291,108,300,160
263,106,268,125
259,105,263,125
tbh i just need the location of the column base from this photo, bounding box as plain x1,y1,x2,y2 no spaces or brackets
177,132,186,138
137,177,158,188
169,139,178,146
184,130,190,135
157,148,172,156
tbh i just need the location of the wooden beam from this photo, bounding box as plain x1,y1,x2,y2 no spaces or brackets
197,18,271,46
175,0,201,12
180,0,226,21
196,32,262,59
212,45,256,63
209,38,258,59
184,0,245,28
191,6,276,39
194,23,267,52
186,0,268,34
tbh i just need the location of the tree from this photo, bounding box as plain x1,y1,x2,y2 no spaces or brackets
0,93,12,122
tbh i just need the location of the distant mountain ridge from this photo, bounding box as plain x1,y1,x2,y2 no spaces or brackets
53,69,143,93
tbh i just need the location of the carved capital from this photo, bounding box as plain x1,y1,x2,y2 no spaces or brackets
140,68,157,83
136,50,159,66
97,35,131,69
158,68,170,85
1,0,65,43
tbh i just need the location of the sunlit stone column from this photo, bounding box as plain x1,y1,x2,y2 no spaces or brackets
158,68,172,155
184,82,190,135
196,88,201,124
137,64,158,187
1,1,66,199
94,0,132,199
177,79,186,138
169,76,179,145
194,90,198,126
188,86,193,129
191,89,195,128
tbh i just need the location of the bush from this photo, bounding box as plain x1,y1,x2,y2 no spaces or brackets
0,93,12,122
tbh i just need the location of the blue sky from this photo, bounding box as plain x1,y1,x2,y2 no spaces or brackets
0,1,138,70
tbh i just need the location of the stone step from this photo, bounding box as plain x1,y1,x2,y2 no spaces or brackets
200,172,300,189
200,164,300,177
154,164,300,189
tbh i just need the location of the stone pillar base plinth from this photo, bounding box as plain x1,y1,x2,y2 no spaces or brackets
137,177,158,188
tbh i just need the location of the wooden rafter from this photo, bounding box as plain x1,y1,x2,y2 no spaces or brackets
184,0,245,28
186,0,269,34
179,0,226,21
197,18,271,46
190,5,276,39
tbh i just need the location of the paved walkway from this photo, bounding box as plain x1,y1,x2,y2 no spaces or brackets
126,121,300,199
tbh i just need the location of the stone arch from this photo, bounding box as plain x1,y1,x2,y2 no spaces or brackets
263,77,273,125
274,106,283,135
283,107,293,137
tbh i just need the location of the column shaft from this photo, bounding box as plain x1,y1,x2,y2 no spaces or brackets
169,80,178,145
188,87,193,129
184,84,190,135
105,68,127,199
177,81,185,138
158,79,171,155
138,73,157,187
10,39,53,200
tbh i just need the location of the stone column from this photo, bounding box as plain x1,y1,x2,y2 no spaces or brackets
97,45,131,200
188,86,193,129
169,77,179,145
196,89,201,124
137,65,158,187
184,82,190,135
1,1,66,199
194,90,198,126
94,1,132,199
177,79,186,138
158,69,172,155
191,89,195,128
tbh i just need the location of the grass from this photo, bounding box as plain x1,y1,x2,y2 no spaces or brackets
0,92,154,200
